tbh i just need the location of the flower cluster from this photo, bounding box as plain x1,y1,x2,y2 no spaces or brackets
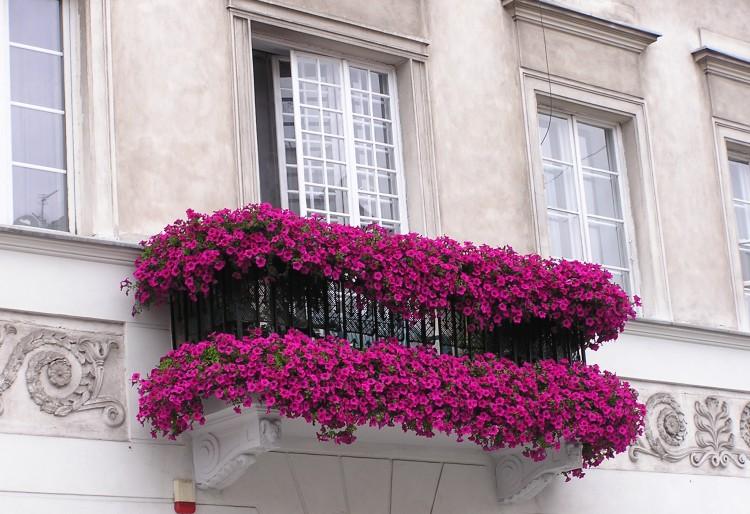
133,330,644,474
125,204,637,348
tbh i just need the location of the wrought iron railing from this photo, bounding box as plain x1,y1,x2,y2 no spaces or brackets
170,268,586,365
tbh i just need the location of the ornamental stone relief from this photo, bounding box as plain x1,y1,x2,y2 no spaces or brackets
629,391,750,471
0,313,127,439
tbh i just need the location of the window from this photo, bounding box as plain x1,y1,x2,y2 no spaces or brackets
0,0,68,231
728,155,750,317
537,112,632,293
254,47,406,232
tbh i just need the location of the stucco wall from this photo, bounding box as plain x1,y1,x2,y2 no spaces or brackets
101,0,750,331
110,0,238,239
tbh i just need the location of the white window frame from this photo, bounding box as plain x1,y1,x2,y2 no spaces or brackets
266,46,409,232
0,0,76,233
715,122,750,330
727,152,750,311
537,109,637,294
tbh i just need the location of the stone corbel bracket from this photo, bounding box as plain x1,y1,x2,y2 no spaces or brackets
191,405,281,490
492,442,582,504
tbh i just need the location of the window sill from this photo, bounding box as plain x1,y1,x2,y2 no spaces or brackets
0,224,141,266
626,317,750,351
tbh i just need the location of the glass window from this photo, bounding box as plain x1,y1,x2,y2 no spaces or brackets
4,0,68,231
538,113,632,293
729,157,750,316
271,51,404,231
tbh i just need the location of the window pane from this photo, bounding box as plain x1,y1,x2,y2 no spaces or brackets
370,71,389,95
320,85,341,110
10,46,64,109
11,105,66,169
297,56,318,80
12,166,67,230
373,120,393,145
375,145,395,170
327,189,348,214
583,170,623,219
301,133,322,159
577,122,616,171
739,245,750,282
730,159,750,201
607,268,630,294
547,210,583,260
326,163,347,187
543,161,577,211
735,202,750,241
306,186,326,211
287,192,300,214
299,81,319,106
9,0,62,51
357,169,376,192
380,197,399,220
371,95,390,119
349,67,369,91
538,114,572,162
351,92,370,116
303,159,324,184
324,136,345,162
359,194,378,218
588,219,628,268
352,116,371,140
322,111,343,135
377,171,397,195
355,143,374,166
318,59,340,84
300,107,321,132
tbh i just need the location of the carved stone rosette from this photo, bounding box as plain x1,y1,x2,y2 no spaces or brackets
0,323,125,427
629,392,750,469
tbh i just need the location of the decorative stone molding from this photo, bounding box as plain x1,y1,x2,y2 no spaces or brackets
192,405,281,490
502,0,660,53
693,47,750,86
492,441,582,504
630,392,750,469
0,322,125,427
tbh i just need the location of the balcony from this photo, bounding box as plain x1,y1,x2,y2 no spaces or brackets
127,203,643,505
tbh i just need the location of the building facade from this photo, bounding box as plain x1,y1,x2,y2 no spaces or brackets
1,0,749,512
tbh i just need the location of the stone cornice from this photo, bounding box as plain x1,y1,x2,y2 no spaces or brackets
693,46,750,86
502,0,660,53
228,0,429,60
0,225,140,266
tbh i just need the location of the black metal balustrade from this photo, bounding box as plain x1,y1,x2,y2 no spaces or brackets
170,268,586,365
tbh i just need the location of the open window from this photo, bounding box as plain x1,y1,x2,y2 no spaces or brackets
252,43,407,233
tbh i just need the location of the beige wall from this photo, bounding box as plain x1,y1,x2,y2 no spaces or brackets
105,0,750,330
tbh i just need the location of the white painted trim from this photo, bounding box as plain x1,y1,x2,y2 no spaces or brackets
625,317,750,352
0,225,139,265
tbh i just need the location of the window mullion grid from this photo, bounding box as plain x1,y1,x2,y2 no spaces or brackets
570,116,592,262
0,2,11,224
341,60,360,228
289,50,308,218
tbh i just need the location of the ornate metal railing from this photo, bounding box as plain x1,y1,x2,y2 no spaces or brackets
170,269,586,364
